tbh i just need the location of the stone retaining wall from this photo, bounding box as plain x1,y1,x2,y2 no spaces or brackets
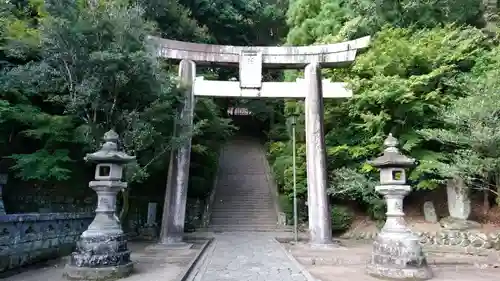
0,212,93,273
340,229,500,255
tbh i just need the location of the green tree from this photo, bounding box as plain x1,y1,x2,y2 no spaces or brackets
287,0,484,44
270,0,494,221
1,0,182,182
421,45,500,207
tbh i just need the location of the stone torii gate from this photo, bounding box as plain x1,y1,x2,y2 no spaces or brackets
149,35,370,246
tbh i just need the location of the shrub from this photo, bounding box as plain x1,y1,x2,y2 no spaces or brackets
330,205,354,233
279,194,293,222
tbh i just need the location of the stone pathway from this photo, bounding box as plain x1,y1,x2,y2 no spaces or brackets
5,232,500,281
189,232,308,281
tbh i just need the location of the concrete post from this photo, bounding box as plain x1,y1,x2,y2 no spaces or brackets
304,62,333,245
159,59,196,246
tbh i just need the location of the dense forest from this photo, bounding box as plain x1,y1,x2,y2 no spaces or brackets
2,0,500,231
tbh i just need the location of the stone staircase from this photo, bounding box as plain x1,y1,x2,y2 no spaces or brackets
209,136,288,232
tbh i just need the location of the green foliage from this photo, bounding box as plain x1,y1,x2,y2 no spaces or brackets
139,0,209,41
268,0,498,223
0,0,179,181
420,45,500,197
328,167,385,220
330,205,354,233
8,150,73,181
0,0,235,200
266,123,289,142
286,0,484,44
189,98,236,199
278,194,293,222
181,0,287,45
328,26,492,191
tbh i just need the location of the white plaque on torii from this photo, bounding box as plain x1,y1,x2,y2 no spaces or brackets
239,50,263,90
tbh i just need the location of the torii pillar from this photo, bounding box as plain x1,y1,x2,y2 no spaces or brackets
304,62,332,245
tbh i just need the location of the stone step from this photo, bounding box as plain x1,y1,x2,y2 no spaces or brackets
214,188,271,191
211,208,275,213
212,203,274,208
211,209,276,213
214,201,273,206
213,198,273,201
215,190,273,194
215,200,272,203
212,201,274,205
210,214,276,219
213,198,274,202
208,224,290,232
211,220,278,225
211,215,277,220
211,212,275,216
211,137,283,231
219,172,266,175
216,188,270,190
216,189,271,191
211,213,275,218
210,210,276,214
211,217,277,221
214,194,272,197
211,217,276,221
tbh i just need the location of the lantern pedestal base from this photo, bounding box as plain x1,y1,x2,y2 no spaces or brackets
366,234,432,280
63,234,133,281
64,263,133,281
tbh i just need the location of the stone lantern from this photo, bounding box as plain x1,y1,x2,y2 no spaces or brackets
64,130,135,280
365,134,432,280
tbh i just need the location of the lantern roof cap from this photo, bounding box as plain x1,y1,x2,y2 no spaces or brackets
85,130,135,163
368,134,415,168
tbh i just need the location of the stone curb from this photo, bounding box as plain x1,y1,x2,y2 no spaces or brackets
175,238,214,281
273,238,319,281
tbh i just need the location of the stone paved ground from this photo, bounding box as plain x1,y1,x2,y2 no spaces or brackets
189,232,308,281
7,233,500,281
4,240,206,281
283,239,500,281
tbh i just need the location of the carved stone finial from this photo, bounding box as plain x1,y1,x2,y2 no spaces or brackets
103,129,119,143
84,130,135,163
368,134,415,168
383,133,398,148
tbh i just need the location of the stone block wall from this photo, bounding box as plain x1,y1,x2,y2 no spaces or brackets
4,181,95,214
341,229,500,255
0,212,93,273
418,230,500,254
